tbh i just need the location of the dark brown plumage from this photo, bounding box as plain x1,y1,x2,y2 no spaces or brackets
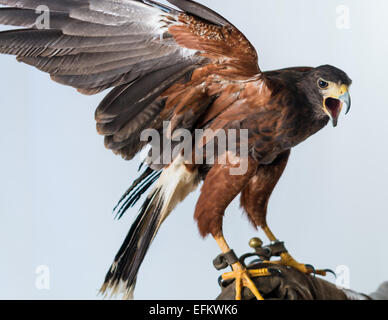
0,0,352,299
240,150,290,228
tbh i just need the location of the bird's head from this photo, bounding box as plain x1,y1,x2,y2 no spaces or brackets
300,65,352,127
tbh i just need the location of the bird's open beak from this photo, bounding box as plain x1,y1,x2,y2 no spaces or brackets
323,84,351,127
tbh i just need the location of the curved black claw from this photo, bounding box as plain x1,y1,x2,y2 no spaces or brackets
323,269,337,278
305,264,317,277
217,275,223,287
248,259,262,266
305,265,336,278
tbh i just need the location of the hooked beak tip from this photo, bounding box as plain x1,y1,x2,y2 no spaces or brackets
340,91,351,115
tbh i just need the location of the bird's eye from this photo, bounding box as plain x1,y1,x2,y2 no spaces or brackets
318,79,329,89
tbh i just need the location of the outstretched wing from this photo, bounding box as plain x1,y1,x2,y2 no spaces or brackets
0,0,267,160
0,0,200,94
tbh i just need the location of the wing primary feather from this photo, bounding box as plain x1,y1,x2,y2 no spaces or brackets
143,0,175,13
167,0,233,26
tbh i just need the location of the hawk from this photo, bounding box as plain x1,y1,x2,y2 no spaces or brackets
0,0,352,300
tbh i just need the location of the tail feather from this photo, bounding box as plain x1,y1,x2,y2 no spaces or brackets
101,155,199,299
113,167,161,219
101,189,163,299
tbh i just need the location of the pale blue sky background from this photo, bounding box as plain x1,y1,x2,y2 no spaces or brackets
0,0,387,299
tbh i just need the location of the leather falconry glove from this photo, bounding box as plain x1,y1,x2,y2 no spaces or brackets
217,263,377,300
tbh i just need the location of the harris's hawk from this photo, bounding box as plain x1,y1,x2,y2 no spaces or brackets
0,0,352,299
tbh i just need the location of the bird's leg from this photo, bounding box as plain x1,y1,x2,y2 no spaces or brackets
261,224,329,276
215,235,270,300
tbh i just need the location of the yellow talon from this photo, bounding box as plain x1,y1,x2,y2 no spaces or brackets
248,269,272,278
222,262,270,300
222,268,271,281
214,235,269,300
260,226,329,277
265,252,328,276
